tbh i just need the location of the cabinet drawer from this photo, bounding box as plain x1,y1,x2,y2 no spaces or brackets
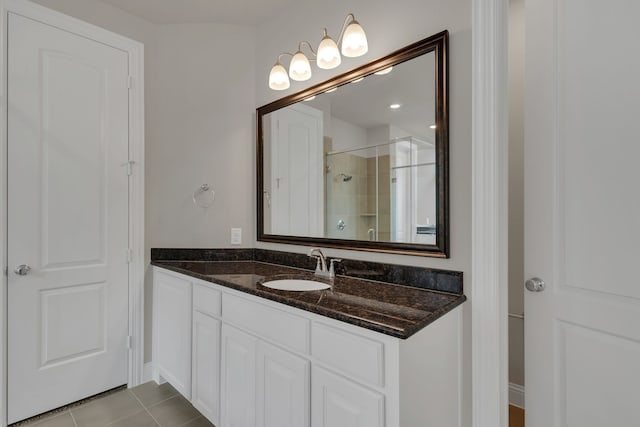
312,322,385,387
193,282,221,317
223,293,310,354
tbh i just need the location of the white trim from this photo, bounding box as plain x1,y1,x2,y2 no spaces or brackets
471,1,510,427
0,1,145,425
509,383,525,409
143,363,154,384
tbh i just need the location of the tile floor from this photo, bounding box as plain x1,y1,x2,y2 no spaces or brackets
13,382,213,427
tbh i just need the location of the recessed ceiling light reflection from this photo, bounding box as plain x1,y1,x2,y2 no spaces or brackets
389,103,402,109
352,77,365,83
304,95,316,101
326,87,338,93
375,66,393,75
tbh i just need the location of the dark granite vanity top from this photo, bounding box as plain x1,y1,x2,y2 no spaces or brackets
151,249,466,339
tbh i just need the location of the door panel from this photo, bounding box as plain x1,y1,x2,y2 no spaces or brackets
192,311,221,425
311,366,384,427
525,0,640,426
221,324,257,427
153,272,192,398
41,50,107,267
256,341,310,427
7,12,130,423
41,283,107,367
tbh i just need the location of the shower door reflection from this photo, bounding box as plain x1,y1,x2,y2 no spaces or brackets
325,136,435,243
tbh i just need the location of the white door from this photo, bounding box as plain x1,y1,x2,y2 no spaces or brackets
311,366,384,427
153,271,192,398
270,104,324,237
192,311,221,425
221,324,257,427
256,341,310,427
524,1,640,426
7,12,130,423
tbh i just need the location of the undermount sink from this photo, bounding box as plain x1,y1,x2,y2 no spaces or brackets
261,279,330,291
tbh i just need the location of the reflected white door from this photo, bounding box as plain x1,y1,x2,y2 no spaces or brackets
524,1,640,426
270,104,323,237
7,12,130,423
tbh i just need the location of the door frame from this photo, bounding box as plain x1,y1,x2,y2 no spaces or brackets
0,0,145,425
471,1,510,427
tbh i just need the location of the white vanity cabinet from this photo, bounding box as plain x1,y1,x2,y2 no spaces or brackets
152,266,462,427
152,269,193,398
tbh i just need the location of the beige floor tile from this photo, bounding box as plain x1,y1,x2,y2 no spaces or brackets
179,416,214,427
70,390,143,427
105,410,159,427
148,396,200,427
130,382,178,408
24,412,76,427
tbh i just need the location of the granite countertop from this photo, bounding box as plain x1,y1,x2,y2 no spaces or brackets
151,259,466,339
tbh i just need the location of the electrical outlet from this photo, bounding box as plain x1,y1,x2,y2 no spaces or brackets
231,228,242,245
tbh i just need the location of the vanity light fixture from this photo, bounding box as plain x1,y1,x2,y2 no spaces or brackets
325,87,338,93
430,124,437,129
268,13,368,90
304,95,316,101
352,77,365,83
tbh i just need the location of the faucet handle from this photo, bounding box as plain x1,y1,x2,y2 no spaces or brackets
329,258,342,279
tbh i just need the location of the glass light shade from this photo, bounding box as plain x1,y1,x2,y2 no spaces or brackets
289,51,312,81
341,20,368,57
374,66,393,75
317,35,341,69
269,62,290,90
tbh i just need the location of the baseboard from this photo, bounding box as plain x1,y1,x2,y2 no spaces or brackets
509,383,525,409
142,362,153,384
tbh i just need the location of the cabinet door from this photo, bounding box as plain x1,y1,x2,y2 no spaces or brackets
153,270,192,398
256,341,310,427
312,367,385,427
192,311,221,425
221,324,257,427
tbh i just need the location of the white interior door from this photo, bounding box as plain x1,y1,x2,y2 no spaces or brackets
7,12,130,423
270,104,324,237
524,1,640,426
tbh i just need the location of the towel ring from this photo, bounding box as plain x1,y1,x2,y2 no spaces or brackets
193,184,215,208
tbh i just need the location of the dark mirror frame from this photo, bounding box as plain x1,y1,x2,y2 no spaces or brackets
256,30,449,258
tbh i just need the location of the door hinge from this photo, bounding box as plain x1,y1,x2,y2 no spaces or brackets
126,249,132,264
127,75,133,90
127,335,133,349
122,160,135,176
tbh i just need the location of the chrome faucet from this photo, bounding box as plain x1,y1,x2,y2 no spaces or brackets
308,248,341,279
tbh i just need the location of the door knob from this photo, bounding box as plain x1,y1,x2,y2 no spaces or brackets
14,264,31,276
525,277,545,292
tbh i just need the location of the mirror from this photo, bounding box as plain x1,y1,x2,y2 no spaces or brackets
257,31,449,257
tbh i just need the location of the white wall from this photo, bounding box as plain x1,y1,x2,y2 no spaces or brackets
255,0,472,424
145,23,255,250
508,0,525,390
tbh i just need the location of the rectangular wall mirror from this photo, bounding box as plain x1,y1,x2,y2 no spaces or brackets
257,30,449,257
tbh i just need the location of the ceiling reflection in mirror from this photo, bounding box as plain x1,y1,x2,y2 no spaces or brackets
257,31,449,257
